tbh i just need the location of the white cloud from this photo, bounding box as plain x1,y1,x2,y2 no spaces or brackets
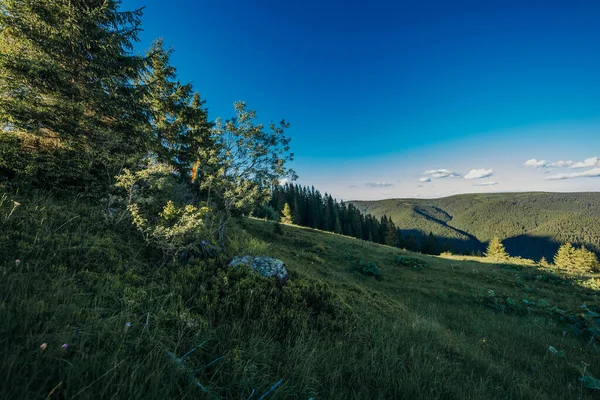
423,169,460,179
419,177,431,182
365,182,394,188
545,167,600,180
278,178,289,186
546,160,573,168
473,181,498,186
464,168,493,180
570,157,600,169
524,159,547,168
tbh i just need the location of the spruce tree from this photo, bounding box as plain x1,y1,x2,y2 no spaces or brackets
554,242,576,271
577,246,599,272
0,0,147,190
383,216,397,246
280,203,293,224
140,40,215,179
485,237,509,261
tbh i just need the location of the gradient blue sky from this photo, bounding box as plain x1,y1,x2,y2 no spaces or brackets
123,0,600,200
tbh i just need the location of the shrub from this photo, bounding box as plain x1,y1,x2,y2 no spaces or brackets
396,255,428,269
251,204,278,221
352,259,382,279
129,200,217,259
190,262,354,339
114,163,218,260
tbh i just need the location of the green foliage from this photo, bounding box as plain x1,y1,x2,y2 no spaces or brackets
114,163,216,259
207,102,296,216
280,202,293,224
139,39,213,179
538,256,551,268
0,0,147,191
268,183,403,250
191,262,353,339
352,192,600,261
251,204,278,221
129,201,214,259
485,237,509,261
554,242,599,274
2,196,600,399
396,255,428,270
351,259,382,278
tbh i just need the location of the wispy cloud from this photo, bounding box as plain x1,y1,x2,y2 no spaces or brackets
525,157,600,170
570,157,600,169
423,169,461,179
524,159,547,168
473,181,498,186
545,167,600,180
364,182,394,188
464,168,493,180
547,160,573,168
419,177,431,182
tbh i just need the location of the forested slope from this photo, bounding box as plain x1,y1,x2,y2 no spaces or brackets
352,192,600,260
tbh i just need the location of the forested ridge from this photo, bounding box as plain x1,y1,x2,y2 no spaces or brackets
260,183,443,254
352,192,600,260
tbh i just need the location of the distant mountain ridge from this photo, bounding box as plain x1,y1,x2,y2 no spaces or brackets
351,192,600,260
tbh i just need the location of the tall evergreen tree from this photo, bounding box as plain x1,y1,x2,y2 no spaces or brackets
0,0,147,190
140,39,213,179
280,203,293,224
555,243,599,273
554,242,576,271
485,237,509,261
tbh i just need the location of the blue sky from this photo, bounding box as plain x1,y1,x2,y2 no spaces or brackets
123,0,600,200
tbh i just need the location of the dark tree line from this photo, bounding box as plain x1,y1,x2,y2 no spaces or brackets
255,183,445,254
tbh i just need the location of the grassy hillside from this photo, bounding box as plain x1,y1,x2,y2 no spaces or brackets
352,192,600,260
2,193,600,399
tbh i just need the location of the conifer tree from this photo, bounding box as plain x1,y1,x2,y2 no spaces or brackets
140,39,213,178
280,203,293,224
383,216,397,246
576,245,599,272
555,243,599,273
554,242,576,271
0,0,147,190
333,214,342,234
485,237,509,261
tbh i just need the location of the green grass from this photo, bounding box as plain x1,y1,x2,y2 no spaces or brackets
1,193,600,399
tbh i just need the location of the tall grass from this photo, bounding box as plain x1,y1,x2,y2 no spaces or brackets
1,191,599,399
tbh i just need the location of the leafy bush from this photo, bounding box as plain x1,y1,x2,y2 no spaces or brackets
251,204,278,221
114,163,218,260
351,259,382,278
396,255,428,270
129,200,217,259
188,262,354,339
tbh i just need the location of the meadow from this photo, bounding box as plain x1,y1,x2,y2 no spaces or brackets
2,193,599,399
